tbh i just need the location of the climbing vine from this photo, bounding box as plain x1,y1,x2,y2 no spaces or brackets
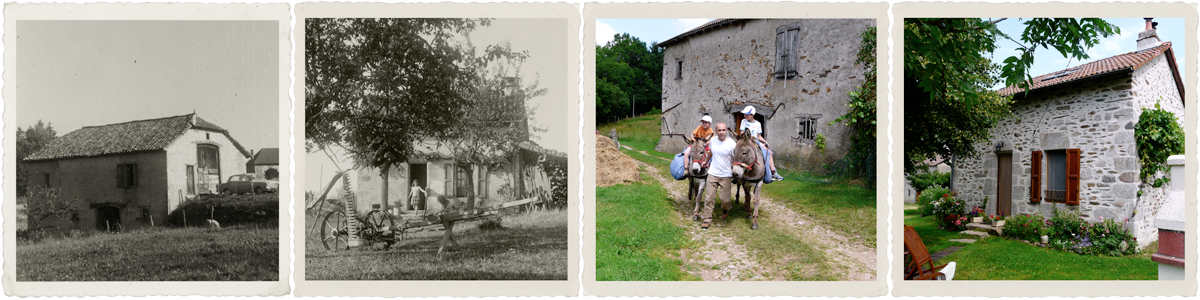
830,27,876,184
1134,100,1184,188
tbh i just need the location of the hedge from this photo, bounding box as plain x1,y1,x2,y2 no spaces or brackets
167,194,277,227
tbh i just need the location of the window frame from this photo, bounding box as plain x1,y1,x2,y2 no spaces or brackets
675,59,684,80
116,163,138,189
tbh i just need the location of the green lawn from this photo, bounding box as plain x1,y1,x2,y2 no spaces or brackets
598,114,666,152
904,205,1157,280
18,226,278,281
596,170,698,281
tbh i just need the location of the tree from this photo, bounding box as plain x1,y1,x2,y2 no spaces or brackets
595,33,663,123
831,27,877,184
264,168,279,180
904,18,1119,174
24,186,77,230
16,120,56,197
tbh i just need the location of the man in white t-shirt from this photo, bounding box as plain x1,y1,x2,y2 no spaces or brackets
700,122,737,229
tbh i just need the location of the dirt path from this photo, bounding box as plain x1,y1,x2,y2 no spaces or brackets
622,145,875,281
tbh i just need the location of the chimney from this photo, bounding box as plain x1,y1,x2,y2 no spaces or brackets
1138,18,1162,51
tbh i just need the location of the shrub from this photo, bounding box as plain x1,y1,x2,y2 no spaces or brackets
1135,100,1184,187
1002,214,1044,243
929,191,966,231
916,186,950,217
167,194,277,227
1042,208,1137,256
907,170,951,194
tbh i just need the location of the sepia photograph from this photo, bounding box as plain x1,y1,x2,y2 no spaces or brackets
902,17,1186,281
12,20,281,282
594,18,879,281
303,17,570,281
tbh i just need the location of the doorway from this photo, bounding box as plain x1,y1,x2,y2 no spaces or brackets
997,153,1012,216
408,163,427,210
729,113,766,138
95,206,121,232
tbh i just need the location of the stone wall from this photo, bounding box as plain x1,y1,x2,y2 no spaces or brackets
657,19,874,172
953,59,1184,248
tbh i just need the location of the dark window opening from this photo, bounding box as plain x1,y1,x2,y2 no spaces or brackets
676,60,684,80
43,173,50,187
116,163,138,189
796,114,821,144
140,206,151,224
95,206,121,231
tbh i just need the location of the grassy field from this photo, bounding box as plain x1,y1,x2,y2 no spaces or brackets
305,209,569,280
598,114,665,152
596,171,698,281
904,205,1157,280
17,226,278,281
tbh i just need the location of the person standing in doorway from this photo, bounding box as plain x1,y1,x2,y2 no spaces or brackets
700,122,737,230
408,180,425,211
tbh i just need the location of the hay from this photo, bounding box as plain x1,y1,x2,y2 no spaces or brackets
596,135,640,187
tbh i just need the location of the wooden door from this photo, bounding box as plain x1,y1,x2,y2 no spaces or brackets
997,153,1012,216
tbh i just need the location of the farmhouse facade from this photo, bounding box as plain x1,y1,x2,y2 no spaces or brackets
953,21,1184,248
246,148,280,180
24,114,251,233
656,18,875,172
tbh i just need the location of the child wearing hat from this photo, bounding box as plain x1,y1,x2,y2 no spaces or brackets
739,106,784,181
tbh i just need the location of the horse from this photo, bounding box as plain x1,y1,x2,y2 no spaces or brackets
730,130,767,229
684,137,711,221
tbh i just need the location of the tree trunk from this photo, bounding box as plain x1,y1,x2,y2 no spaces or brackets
380,165,390,211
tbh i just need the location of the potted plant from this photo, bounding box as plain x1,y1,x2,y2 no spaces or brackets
1039,221,1052,244
969,207,985,223
992,213,1006,227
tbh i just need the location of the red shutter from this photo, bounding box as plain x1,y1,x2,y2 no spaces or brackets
1066,149,1081,205
1031,151,1042,203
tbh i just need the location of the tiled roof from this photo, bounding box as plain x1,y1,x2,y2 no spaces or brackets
998,42,1182,97
657,19,738,48
249,148,279,165
25,114,251,161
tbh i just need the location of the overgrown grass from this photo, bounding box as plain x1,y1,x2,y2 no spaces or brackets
904,204,1157,280
17,226,277,281
596,171,697,281
769,169,876,247
598,114,665,152
305,209,568,280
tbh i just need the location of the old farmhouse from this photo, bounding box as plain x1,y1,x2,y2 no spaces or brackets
656,18,875,172
953,20,1184,247
247,148,280,180
24,114,251,233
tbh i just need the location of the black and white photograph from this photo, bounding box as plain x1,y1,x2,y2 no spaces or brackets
9,18,284,284
303,17,571,281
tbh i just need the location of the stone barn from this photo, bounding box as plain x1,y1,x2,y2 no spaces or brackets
656,18,875,172
24,114,251,233
952,20,1184,247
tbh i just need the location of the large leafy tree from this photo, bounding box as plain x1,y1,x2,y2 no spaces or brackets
595,33,663,123
16,120,56,197
904,18,1119,174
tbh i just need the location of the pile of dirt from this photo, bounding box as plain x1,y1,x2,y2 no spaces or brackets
596,135,640,187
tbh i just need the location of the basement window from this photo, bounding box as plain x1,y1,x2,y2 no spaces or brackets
796,114,821,144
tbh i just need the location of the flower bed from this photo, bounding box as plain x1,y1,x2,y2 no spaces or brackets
1002,208,1137,256
928,190,966,231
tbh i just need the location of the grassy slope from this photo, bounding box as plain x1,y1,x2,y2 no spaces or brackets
305,210,569,280
904,204,1156,280
596,171,697,281
17,227,277,281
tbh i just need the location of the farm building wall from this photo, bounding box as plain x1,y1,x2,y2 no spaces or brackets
952,55,1184,248
25,151,168,234
164,128,251,209
355,161,513,215
657,18,874,172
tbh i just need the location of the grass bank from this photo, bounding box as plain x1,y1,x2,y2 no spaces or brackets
17,226,277,281
596,171,697,281
598,114,665,152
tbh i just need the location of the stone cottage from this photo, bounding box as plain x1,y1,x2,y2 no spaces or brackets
24,114,251,233
656,18,875,172
953,20,1184,247
246,148,280,180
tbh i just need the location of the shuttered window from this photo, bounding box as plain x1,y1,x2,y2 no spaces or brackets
444,163,454,196
775,23,801,79
1030,151,1041,203
1066,149,1081,205
116,163,138,189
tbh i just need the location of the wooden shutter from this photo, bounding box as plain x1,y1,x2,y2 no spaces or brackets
775,28,788,78
1066,149,1081,205
116,164,126,188
1030,151,1042,203
129,164,138,188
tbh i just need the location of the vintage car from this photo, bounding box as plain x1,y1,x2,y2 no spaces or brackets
218,174,279,195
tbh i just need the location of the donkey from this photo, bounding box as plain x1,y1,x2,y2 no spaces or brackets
730,130,766,229
685,138,711,221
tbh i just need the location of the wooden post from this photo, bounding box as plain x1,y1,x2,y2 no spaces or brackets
150,215,155,227
106,220,110,232
184,210,187,227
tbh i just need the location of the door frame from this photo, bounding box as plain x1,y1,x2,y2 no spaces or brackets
996,152,1012,216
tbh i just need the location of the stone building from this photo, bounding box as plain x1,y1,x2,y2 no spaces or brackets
953,20,1184,247
24,114,251,233
656,19,875,172
246,148,280,180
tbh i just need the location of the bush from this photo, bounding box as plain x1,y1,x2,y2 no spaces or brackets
929,190,966,231
1043,208,1137,256
1002,214,1045,243
167,194,277,227
907,170,951,194
916,186,950,217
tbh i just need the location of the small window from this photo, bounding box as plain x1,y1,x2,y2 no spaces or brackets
116,163,138,189
797,114,821,143
444,163,454,195
140,206,151,224
43,173,50,187
675,60,684,80
1045,150,1067,201
206,133,210,140
775,23,802,79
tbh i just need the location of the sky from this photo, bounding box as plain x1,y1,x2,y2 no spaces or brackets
305,18,569,193
990,18,1185,89
16,21,279,152
596,19,715,46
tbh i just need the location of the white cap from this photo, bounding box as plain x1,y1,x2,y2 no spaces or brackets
741,106,756,115
701,115,712,123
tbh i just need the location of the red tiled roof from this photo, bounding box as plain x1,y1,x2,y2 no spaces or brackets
998,42,1182,97
657,19,738,48
25,114,251,161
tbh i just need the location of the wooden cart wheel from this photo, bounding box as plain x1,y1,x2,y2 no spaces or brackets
321,210,350,251
362,211,396,248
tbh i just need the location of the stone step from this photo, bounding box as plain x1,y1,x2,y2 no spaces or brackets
948,239,977,244
961,230,990,238
930,246,963,262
